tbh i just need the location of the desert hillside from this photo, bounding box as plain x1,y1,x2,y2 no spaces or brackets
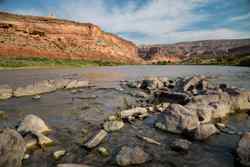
139,39,250,64
0,12,143,64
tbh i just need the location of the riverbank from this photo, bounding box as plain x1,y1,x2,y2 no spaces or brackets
0,57,124,69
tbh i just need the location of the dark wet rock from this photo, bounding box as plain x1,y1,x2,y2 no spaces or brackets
155,91,191,105
103,120,124,132
53,150,66,160
237,132,250,166
65,80,89,89
170,139,192,153
194,124,218,140
84,129,107,149
57,164,91,167
155,104,199,134
17,114,51,134
0,85,12,100
0,129,26,167
13,80,57,97
126,80,142,88
116,146,149,166
140,76,166,90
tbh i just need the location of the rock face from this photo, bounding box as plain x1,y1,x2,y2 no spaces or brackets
116,146,148,166
237,132,250,166
0,12,142,64
0,129,26,167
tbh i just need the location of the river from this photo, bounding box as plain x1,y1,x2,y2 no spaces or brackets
0,65,250,167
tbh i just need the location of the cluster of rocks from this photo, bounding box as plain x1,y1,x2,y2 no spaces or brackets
121,75,250,166
1,75,250,167
0,78,89,100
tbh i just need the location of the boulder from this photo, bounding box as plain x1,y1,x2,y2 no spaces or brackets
170,139,192,153
116,146,148,166
210,102,232,119
140,77,165,90
84,129,107,149
155,103,170,112
186,103,213,124
65,80,89,89
0,85,12,100
13,80,56,97
126,81,142,89
17,114,51,134
103,120,124,132
194,124,218,140
24,131,54,150
237,132,250,166
232,91,250,112
0,129,26,167
156,104,199,134
183,76,207,92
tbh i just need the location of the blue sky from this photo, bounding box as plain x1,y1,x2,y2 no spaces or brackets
0,0,250,44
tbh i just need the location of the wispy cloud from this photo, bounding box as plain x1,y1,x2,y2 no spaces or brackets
231,12,250,21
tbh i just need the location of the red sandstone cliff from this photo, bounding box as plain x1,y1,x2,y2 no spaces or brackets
0,12,142,64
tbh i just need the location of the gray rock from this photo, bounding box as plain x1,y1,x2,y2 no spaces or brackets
53,150,66,160
183,76,206,92
0,85,12,100
170,139,192,153
186,103,213,124
17,114,51,134
116,146,148,166
14,80,56,97
84,129,107,149
103,120,124,132
232,91,250,112
140,77,165,90
0,129,26,167
57,164,91,167
237,132,250,166
156,104,199,134
194,124,218,140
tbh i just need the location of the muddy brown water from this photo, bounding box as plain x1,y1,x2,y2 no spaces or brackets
0,65,250,167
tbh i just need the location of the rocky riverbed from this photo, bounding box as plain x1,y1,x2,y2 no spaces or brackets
1,67,250,167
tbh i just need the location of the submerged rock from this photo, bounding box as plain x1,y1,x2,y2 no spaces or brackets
103,120,124,132
155,91,191,105
116,146,148,166
97,147,110,157
194,124,218,140
65,80,89,89
156,104,199,134
13,80,56,97
17,114,51,134
170,139,192,153
0,85,12,100
84,129,107,149
0,129,26,167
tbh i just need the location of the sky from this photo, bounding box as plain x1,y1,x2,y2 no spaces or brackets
0,0,250,44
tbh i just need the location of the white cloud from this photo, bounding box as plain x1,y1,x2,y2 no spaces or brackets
11,0,250,44
231,12,250,21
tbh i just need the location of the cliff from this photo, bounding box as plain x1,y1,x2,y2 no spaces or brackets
0,12,142,64
139,39,250,63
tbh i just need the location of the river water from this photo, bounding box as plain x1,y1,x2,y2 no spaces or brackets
0,65,250,167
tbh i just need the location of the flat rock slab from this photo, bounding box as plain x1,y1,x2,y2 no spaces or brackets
0,85,12,100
